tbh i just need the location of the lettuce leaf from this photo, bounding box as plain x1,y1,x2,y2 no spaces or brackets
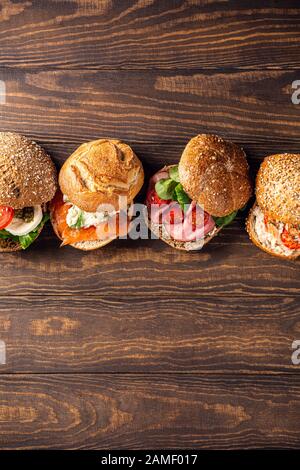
169,165,180,182
213,211,238,227
155,178,178,200
174,183,191,210
0,213,50,250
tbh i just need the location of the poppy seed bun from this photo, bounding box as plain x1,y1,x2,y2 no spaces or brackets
256,154,300,225
246,204,299,260
59,139,144,213
178,134,252,217
0,132,57,208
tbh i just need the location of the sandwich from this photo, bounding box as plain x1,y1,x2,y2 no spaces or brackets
146,134,252,250
247,154,299,259
0,132,57,252
50,138,144,250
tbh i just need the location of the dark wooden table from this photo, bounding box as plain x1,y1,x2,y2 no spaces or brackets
0,0,299,449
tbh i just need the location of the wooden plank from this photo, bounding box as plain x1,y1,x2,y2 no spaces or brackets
0,221,299,298
1,1,300,69
0,374,298,449
0,69,299,143
0,296,298,374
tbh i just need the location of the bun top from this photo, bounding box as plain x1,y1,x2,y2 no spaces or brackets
59,139,144,212
0,132,57,209
178,134,252,217
256,153,300,225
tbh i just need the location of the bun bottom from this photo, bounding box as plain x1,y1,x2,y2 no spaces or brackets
246,204,299,260
0,238,22,252
50,210,120,251
0,222,45,253
146,211,221,251
70,237,116,251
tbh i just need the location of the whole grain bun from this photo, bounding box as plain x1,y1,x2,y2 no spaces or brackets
0,237,21,252
59,139,144,213
256,153,300,225
0,221,45,253
246,204,299,260
178,134,252,217
0,132,57,208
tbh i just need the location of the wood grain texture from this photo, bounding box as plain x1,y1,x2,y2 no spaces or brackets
0,0,299,451
0,374,299,449
0,221,299,298
0,296,299,373
0,0,300,70
0,69,299,144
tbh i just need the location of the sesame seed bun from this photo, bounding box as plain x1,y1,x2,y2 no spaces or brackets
59,139,144,213
256,154,300,226
178,134,252,217
0,132,57,209
246,203,299,260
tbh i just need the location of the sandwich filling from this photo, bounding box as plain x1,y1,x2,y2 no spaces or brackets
50,191,130,246
0,205,49,249
252,205,300,257
146,166,238,247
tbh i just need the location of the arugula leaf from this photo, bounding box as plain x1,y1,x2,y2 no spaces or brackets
213,210,238,227
174,183,191,210
155,178,178,200
169,165,180,182
0,213,50,250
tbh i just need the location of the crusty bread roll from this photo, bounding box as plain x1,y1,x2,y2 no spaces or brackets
0,132,57,208
178,134,252,217
59,139,144,212
246,203,299,260
256,153,300,226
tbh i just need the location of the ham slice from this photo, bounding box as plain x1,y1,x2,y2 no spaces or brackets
151,170,170,185
147,168,216,242
164,202,215,242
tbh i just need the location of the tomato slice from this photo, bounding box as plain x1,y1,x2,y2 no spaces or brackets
281,226,300,250
169,206,184,225
0,206,14,230
146,189,170,208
